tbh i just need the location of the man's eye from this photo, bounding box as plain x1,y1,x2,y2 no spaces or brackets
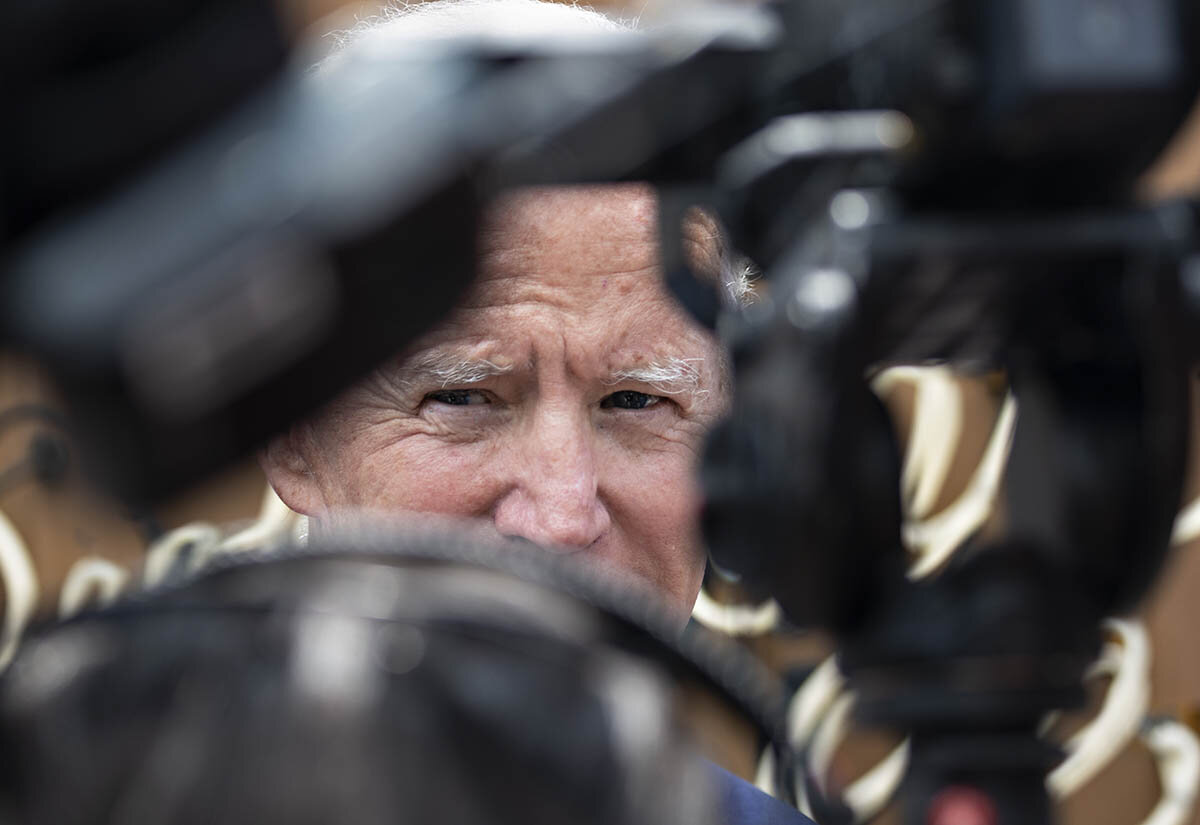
601,390,661,410
425,389,491,406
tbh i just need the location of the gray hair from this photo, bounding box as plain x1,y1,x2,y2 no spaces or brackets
319,0,637,69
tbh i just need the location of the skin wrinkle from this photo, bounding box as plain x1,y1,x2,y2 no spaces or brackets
263,185,728,621
460,269,661,314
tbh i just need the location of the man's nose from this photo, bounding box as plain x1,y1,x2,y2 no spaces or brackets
491,412,611,550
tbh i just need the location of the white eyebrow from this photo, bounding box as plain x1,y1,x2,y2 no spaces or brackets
609,357,708,397
395,351,709,397
397,349,513,390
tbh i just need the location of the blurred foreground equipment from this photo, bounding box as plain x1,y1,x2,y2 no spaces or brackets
0,528,787,825
700,3,1200,825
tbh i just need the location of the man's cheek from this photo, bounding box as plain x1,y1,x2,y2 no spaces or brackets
348,440,503,516
610,454,701,538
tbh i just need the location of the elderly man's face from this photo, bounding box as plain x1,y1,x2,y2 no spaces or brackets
263,185,727,615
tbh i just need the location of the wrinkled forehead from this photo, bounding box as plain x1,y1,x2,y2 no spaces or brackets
396,182,731,393
477,183,658,275
482,183,658,231
475,183,724,290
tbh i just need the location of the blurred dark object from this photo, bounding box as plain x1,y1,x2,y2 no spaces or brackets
779,0,1197,209
701,1,1199,824
0,0,289,245
1,43,491,503
0,527,787,825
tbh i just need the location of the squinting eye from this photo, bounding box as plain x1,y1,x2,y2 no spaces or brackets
601,390,661,410
425,389,491,406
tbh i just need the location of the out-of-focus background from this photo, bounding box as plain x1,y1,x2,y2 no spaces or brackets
1,1,1199,824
